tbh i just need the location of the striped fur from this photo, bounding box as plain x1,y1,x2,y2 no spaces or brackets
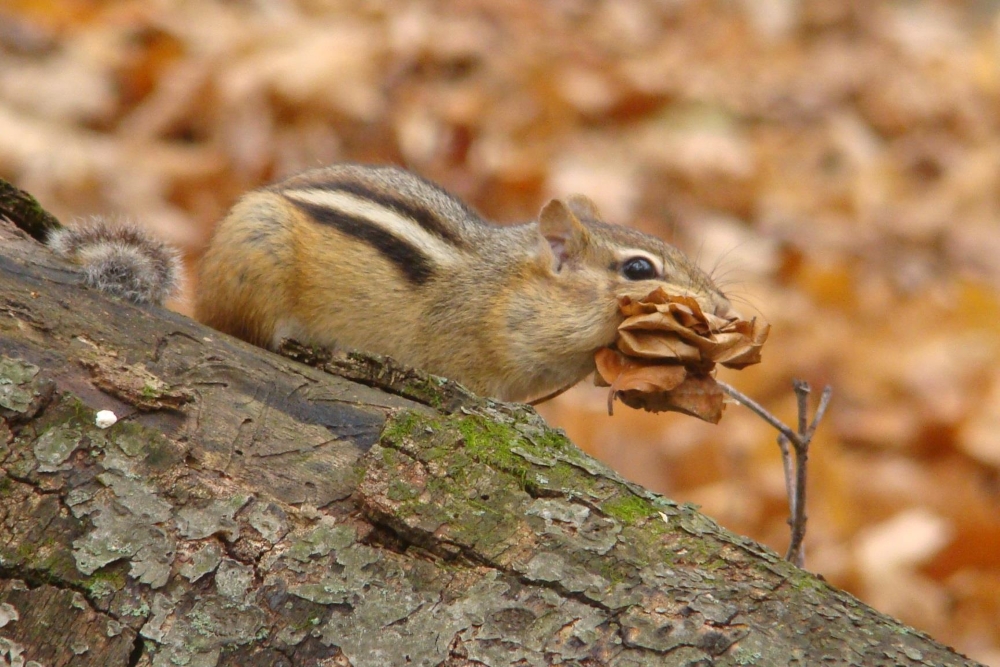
283,194,437,284
281,180,466,284
304,177,469,248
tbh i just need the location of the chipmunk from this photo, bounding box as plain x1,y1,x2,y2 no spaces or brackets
50,164,736,402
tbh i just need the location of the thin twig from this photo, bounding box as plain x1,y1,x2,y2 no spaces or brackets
783,384,834,562
785,381,814,566
776,434,794,516
806,385,834,439
785,444,809,566
794,379,809,437
718,378,833,567
717,381,803,448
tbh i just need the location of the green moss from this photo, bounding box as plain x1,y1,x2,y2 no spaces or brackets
0,178,62,239
456,416,531,483
379,409,637,553
402,377,444,408
733,648,762,665
597,557,635,587
600,494,656,526
68,397,93,427
423,442,455,462
86,567,127,596
36,541,76,577
701,558,728,571
380,411,426,444
14,540,35,564
530,428,573,452
380,410,607,509
609,522,670,570
387,480,420,502
536,461,588,490
396,472,461,526
789,572,826,592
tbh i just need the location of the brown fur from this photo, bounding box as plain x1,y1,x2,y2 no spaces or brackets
195,164,734,402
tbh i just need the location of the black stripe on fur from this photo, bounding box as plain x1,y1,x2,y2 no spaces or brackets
286,197,435,285
309,179,469,249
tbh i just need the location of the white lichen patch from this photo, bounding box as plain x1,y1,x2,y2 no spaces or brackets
285,519,356,562
215,559,254,601
179,542,223,583
71,486,176,589
33,425,81,472
175,495,251,541
247,501,289,544
0,603,18,628
94,472,173,523
0,636,28,667
526,497,621,555
0,357,41,415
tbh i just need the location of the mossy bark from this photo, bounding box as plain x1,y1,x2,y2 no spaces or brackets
0,191,983,666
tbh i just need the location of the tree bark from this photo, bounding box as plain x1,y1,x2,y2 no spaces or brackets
0,187,983,666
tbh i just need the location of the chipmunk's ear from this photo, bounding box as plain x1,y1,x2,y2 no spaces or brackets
538,198,590,272
565,194,602,222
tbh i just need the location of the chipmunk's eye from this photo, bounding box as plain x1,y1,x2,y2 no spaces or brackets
621,256,658,281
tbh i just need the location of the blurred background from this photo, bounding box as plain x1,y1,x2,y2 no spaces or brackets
2,0,999,661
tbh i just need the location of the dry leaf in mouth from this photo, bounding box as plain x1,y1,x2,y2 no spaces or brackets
616,289,769,368
594,348,725,422
595,287,769,422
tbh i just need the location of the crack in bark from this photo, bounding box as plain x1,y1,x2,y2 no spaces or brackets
126,634,145,667
359,441,619,620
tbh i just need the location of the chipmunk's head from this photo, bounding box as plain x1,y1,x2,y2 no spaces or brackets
536,195,737,329
496,195,739,401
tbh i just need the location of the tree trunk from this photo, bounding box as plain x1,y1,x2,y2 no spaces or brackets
0,186,982,666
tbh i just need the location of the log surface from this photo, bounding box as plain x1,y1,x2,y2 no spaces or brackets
0,191,982,666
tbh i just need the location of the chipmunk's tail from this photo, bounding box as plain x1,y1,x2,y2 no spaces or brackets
47,217,182,305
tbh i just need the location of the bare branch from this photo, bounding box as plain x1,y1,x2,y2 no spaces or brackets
718,379,832,566
717,380,803,448
807,385,834,439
